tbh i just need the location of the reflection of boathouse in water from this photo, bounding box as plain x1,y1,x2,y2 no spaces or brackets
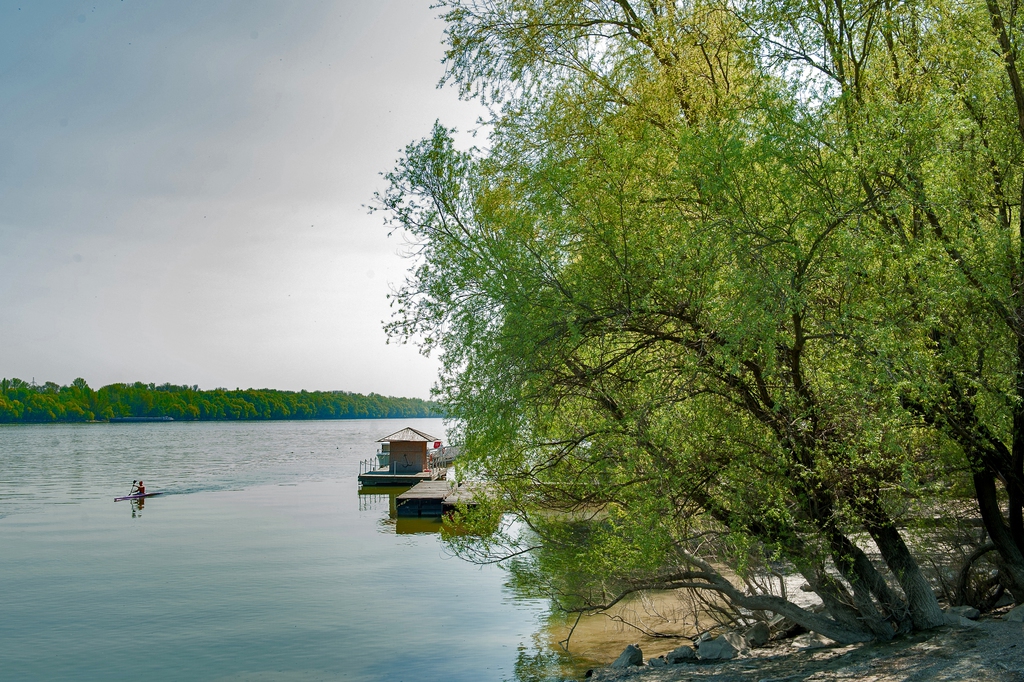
357,487,445,535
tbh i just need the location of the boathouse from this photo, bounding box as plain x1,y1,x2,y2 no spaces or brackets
378,427,439,474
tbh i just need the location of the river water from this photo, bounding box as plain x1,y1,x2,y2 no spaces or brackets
0,419,572,681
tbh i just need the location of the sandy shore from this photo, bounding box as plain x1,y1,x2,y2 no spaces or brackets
584,616,1024,681
546,591,712,664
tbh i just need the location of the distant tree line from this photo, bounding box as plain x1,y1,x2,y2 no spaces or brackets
0,378,442,423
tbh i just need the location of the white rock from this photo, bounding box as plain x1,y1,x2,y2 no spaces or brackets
745,621,771,647
943,613,980,628
722,630,750,654
791,632,835,650
945,605,980,620
768,614,796,634
698,636,738,660
1006,604,1024,622
610,644,643,668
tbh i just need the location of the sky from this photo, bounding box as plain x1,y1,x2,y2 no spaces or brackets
0,1,484,399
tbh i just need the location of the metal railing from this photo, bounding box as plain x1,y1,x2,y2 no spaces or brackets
427,446,460,480
359,451,392,476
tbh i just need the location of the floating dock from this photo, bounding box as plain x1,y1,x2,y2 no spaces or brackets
395,481,485,517
357,447,459,487
357,469,433,487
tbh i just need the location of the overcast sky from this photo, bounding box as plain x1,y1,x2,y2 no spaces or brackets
0,1,483,399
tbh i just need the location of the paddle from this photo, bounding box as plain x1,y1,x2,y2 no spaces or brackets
127,480,137,497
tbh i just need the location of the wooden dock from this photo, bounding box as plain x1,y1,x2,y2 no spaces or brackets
395,481,452,517
395,481,486,517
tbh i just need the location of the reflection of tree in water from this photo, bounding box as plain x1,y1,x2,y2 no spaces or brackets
511,633,590,682
445,513,700,672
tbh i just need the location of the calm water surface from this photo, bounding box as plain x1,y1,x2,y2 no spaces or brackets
0,420,566,681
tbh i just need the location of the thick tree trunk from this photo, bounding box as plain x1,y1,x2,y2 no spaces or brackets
828,528,908,637
868,523,945,630
908,382,1024,606
974,470,1024,602
990,0,1024,601
1012,331,1024,554
824,564,895,640
801,567,880,636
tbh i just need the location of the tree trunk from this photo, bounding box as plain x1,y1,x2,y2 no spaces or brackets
802,567,880,636
1012,330,1024,554
828,527,908,637
974,470,1024,602
868,523,945,630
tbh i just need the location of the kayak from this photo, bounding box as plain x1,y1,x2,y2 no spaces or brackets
114,492,164,502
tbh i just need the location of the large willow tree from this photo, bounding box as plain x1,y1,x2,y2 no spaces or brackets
379,0,1024,643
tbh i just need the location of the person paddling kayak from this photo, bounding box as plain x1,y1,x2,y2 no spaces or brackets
114,481,162,502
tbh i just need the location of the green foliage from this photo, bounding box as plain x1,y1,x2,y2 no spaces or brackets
381,0,1024,640
0,378,442,423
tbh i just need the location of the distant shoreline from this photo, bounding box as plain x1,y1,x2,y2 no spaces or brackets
0,378,443,424
1,416,444,426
